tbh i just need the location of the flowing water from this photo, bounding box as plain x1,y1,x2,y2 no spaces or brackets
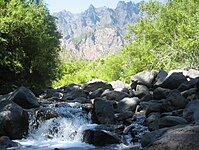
14,103,147,150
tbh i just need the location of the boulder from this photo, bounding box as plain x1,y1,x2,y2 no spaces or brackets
0,83,17,95
131,70,158,87
0,136,19,149
181,88,197,98
144,101,163,116
116,97,139,113
91,98,116,124
0,100,29,139
134,85,150,98
63,85,87,100
110,80,129,90
183,101,199,122
82,129,120,146
116,111,134,121
178,78,199,92
82,79,113,92
153,87,171,100
34,108,59,121
154,70,168,86
159,116,188,128
145,112,160,131
89,88,104,99
157,72,187,89
8,86,39,109
186,69,199,79
146,125,199,150
101,90,130,101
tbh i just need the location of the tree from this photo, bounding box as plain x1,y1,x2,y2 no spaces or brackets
122,0,198,76
0,0,61,88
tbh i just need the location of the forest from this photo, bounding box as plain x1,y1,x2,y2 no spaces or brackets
0,0,198,88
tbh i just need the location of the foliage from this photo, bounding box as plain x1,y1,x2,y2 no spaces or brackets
0,0,61,88
122,0,199,76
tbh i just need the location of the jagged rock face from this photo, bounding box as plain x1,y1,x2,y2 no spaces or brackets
53,1,141,60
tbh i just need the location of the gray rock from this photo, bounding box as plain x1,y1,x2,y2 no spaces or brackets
131,70,158,87
82,79,113,92
116,111,134,121
181,88,197,98
0,100,29,139
134,84,150,98
186,69,199,79
110,80,129,90
144,101,163,116
89,88,104,99
63,85,87,100
154,70,168,86
146,125,199,150
101,90,130,101
91,98,116,124
157,72,187,89
0,136,19,149
141,128,168,147
145,112,160,131
140,94,153,102
8,86,39,109
116,97,139,113
183,101,199,122
153,87,171,100
159,116,188,128
82,129,120,146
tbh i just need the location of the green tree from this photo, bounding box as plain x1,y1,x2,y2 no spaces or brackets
0,0,61,88
122,0,199,76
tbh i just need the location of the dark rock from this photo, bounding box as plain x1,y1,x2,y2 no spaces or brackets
0,83,17,95
91,98,116,124
162,89,188,112
183,101,199,122
154,70,168,86
116,111,134,121
153,87,171,100
157,72,187,89
116,97,139,113
134,84,149,98
82,79,113,92
145,101,163,116
141,128,168,147
159,116,188,128
146,125,199,150
82,129,120,146
181,88,197,98
63,85,87,100
0,100,29,139
0,136,19,149
118,145,141,150
178,78,199,92
101,90,130,101
34,108,59,121
140,94,153,102
8,86,39,109
145,112,160,131
74,97,89,103
89,88,104,99
131,70,158,87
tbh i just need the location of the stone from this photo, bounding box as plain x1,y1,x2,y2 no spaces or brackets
178,78,199,92
82,129,120,146
157,72,187,89
145,112,160,131
181,88,197,98
8,86,39,109
141,128,168,147
110,80,129,90
91,98,116,124
116,111,134,121
131,70,158,87
116,97,139,113
0,100,29,139
153,87,171,100
146,125,199,150
63,85,87,100
101,90,130,101
145,101,163,116
0,83,17,95
186,69,199,79
0,136,19,149
140,94,153,102
82,79,113,92
154,70,168,86
183,101,199,122
89,88,104,99
159,116,188,128
34,108,59,121
134,84,150,98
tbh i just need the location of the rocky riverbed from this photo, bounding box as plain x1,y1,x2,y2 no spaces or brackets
0,69,199,150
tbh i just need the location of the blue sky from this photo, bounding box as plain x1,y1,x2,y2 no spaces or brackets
44,0,145,13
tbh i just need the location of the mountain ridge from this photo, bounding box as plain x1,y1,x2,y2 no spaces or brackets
53,1,141,60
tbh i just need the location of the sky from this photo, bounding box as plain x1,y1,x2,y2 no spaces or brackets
44,0,144,13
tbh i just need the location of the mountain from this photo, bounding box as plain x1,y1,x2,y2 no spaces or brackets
53,1,141,60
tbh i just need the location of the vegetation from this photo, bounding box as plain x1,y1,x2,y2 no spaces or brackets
54,0,198,86
0,0,61,88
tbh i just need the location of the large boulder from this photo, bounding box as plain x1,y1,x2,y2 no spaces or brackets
63,84,87,100
0,136,19,149
131,70,158,88
159,116,188,128
146,125,199,150
157,72,187,89
153,87,171,100
116,97,140,113
82,79,113,93
82,129,120,146
8,86,39,109
0,100,29,139
91,98,116,124
101,90,130,101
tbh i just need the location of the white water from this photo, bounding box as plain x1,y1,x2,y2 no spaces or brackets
15,104,96,150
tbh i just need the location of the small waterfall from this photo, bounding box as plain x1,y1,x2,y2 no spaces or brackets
15,104,95,150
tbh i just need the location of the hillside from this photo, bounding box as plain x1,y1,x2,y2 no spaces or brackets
53,1,141,60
